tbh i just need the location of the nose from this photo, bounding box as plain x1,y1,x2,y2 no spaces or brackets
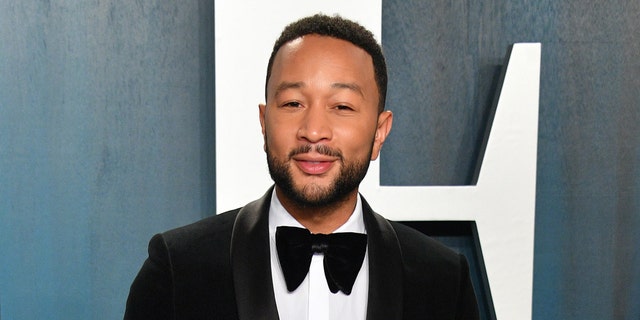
297,106,332,143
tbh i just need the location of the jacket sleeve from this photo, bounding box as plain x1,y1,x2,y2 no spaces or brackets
456,254,480,320
124,234,175,320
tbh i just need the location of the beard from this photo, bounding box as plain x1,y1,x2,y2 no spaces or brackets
266,143,372,208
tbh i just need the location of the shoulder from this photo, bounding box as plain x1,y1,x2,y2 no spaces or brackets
384,219,468,288
142,209,242,287
163,209,240,238
388,220,462,268
127,209,242,318
157,209,240,253
361,198,462,270
387,221,479,318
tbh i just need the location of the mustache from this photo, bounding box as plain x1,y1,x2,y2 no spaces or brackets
288,144,343,159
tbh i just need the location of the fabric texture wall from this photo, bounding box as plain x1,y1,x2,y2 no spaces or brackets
0,1,214,319
381,1,640,319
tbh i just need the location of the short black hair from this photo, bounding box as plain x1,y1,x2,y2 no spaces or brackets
265,14,387,112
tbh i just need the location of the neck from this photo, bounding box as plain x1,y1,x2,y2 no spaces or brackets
275,186,358,234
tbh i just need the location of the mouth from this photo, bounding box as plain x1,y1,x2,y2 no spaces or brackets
294,159,335,175
289,145,342,175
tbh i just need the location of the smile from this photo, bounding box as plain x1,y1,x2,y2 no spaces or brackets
294,159,336,175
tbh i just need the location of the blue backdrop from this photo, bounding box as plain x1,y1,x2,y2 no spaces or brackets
1,1,638,319
0,1,214,318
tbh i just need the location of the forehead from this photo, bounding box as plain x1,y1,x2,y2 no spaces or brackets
267,35,376,91
276,34,369,58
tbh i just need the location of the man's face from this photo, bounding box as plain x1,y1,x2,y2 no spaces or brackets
260,35,392,207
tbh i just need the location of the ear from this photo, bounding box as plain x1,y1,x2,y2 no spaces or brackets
370,110,393,161
259,104,267,151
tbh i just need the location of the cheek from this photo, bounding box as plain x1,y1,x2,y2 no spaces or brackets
335,123,376,156
264,120,296,153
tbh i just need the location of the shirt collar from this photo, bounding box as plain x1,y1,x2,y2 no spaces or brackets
268,188,366,235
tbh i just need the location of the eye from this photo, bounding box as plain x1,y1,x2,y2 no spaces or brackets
282,101,301,108
336,104,354,111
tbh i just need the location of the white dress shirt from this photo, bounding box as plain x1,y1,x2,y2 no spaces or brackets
268,190,369,320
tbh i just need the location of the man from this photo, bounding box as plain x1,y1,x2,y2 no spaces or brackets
125,14,479,320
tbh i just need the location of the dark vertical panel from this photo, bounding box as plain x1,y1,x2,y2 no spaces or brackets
0,1,215,318
199,0,216,218
382,0,640,319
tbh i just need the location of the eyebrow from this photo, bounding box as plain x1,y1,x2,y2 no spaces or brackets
275,81,304,97
332,82,364,98
274,81,364,98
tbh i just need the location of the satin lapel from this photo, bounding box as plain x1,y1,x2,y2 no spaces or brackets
362,198,404,320
231,188,280,320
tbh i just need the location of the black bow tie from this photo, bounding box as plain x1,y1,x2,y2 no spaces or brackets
275,226,367,295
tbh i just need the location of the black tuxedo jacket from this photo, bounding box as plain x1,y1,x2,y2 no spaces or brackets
125,189,479,319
